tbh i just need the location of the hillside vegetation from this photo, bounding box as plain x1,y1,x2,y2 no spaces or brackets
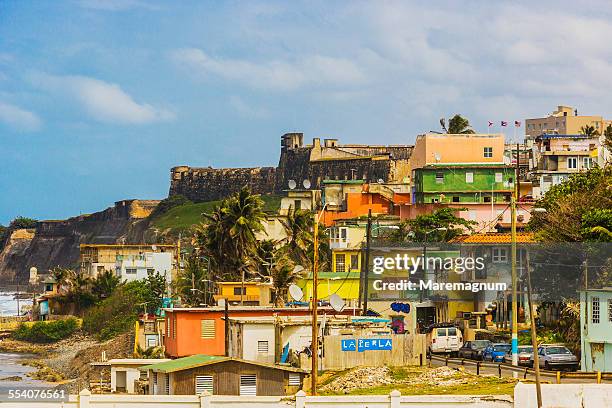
149,194,282,234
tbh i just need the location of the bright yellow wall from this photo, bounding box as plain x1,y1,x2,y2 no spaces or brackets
331,250,361,273
298,277,361,301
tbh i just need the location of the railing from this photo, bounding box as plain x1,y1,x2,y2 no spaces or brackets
429,355,612,383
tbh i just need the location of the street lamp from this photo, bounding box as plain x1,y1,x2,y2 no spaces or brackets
311,201,335,396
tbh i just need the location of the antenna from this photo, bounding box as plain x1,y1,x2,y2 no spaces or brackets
288,180,297,190
329,293,345,312
288,284,303,301
302,179,311,189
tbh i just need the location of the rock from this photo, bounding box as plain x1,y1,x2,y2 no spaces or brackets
0,376,22,381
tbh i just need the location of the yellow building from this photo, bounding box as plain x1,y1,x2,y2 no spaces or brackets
297,271,361,305
525,105,611,140
213,281,273,306
79,244,177,278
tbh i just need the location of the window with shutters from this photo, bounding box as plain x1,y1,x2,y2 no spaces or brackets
173,316,176,338
288,373,301,386
484,147,493,158
335,254,345,273
240,374,257,396
201,319,215,339
465,172,474,183
608,299,612,322
435,172,444,184
153,372,158,385
257,340,269,354
165,373,170,394
592,297,600,324
195,375,214,395
350,254,359,270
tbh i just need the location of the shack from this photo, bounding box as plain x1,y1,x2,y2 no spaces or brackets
141,354,308,396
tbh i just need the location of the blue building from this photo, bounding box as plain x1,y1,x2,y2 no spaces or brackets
580,288,612,372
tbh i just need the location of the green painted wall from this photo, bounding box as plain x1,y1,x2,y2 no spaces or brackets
414,167,514,204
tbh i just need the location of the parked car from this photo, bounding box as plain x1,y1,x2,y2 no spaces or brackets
483,343,512,362
531,344,579,371
506,345,534,366
457,340,491,360
426,324,463,356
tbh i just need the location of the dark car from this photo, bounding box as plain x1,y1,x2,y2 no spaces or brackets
457,340,492,360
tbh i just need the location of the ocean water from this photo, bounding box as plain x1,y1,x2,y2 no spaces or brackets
0,293,32,317
0,353,54,394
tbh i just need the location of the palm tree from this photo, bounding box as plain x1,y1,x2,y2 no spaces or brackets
195,187,266,281
265,254,304,306
174,253,210,306
92,270,122,300
440,114,475,134
580,125,600,137
50,266,70,294
134,345,165,358
279,207,313,267
603,124,612,154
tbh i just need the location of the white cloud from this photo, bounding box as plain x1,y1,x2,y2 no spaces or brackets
228,96,268,119
0,101,42,132
172,48,365,91
31,73,175,125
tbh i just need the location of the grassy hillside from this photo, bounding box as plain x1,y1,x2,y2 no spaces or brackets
150,195,282,234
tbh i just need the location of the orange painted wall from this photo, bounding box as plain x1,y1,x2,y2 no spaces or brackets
164,308,355,358
322,192,406,226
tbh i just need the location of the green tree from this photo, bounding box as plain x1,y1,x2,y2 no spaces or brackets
388,208,477,242
91,270,122,300
194,187,266,281
9,216,38,229
440,114,475,134
529,165,612,242
65,269,95,314
265,253,304,306
580,125,600,137
174,253,210,307
279,208,314,267
603,124,612,156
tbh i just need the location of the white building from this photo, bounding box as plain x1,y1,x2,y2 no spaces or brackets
91,358,170,394
115,252,173,284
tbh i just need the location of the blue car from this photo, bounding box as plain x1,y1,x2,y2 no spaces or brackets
483,343,512,362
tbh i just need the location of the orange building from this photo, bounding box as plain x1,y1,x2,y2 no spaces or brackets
164,306,354,358
321,180,409,227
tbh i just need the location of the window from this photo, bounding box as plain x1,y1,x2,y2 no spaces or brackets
240,374,257,396
350,254,359,270
483,196,491,203
335,254,346,273
567,157,578,169
435,172,444,184
195,375,213,395
495,172,503,183
146,268,155,275
465,172,474,183
173,316,177,339
166,316,171,338
153,372,158,385
125,268,137,274
201,319,215,339
592,297,600,324
447,328,457,336
288,373,301,386
294,200,301,210
484,147,493,158
609,299,612,322
452,196,460,203
340,228,347,241
583,157,591,169
165,373,170,394
492,247,508,263
234,287,246,295
257,340,269,354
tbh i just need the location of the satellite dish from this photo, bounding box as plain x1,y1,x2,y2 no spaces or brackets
288,179,297,190
434,153,441,162
329,294,345,312
288,284,303,301
302,179,311,189
151,245,157,251
377,179,384,184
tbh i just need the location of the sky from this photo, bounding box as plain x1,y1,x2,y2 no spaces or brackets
2,0,612,224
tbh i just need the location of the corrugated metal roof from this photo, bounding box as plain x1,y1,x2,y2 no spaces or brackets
141,354,308,374
456,233,535,243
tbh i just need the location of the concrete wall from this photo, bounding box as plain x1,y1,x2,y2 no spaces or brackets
513,382,612,408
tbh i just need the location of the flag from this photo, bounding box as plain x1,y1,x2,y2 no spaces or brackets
488,121,493,127
514,120,521,127
501,121,508,127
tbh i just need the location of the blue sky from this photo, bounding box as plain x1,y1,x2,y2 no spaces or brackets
2,0,612,224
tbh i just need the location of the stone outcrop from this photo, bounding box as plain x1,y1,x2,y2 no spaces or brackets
169,133,414,202
0,200,159,284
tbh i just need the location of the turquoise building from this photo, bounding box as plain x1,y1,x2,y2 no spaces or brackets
580,288,612,372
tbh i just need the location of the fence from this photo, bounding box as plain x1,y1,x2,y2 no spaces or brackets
429,355,612,383
3,385,612,408
322,334,427,370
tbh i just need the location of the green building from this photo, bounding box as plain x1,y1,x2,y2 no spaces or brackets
413,164,515,204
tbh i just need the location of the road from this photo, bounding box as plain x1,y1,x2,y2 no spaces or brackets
428,356,611,384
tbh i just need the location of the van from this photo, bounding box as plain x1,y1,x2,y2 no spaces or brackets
426,325,463,356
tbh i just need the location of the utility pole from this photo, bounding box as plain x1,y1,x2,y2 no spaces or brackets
362,209,372,316
311,211,320,395
511,150,519,374
525,252,542,408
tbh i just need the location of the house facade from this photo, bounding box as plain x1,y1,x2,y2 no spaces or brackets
580,288,612,372
79,244,177,279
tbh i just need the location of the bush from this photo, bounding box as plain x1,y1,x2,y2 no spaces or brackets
13,318,79,343
148,195,192,220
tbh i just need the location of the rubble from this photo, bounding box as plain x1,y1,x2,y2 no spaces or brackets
320,366,394,394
